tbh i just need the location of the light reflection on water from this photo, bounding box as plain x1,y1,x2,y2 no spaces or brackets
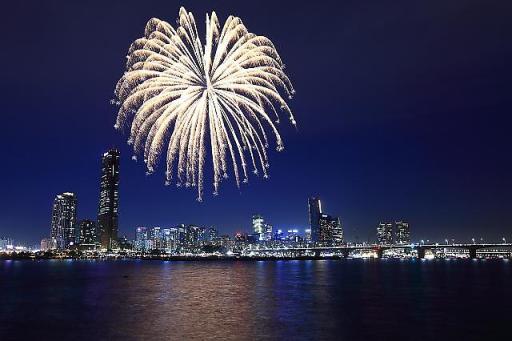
1,259,511,340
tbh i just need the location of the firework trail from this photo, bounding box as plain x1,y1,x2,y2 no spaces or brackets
114,7,295,201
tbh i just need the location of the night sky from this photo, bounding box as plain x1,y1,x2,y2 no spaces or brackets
1,0,511,245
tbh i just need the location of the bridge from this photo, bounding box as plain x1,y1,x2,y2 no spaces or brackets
246,243,512,259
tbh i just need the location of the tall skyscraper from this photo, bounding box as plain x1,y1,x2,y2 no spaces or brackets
98,149,120,250
51,192,78,249
308,197,322,242
395,221,410,245
79,219,97,249
377,222,393,245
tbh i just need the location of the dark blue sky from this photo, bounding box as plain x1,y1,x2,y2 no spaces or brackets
1,0,511,245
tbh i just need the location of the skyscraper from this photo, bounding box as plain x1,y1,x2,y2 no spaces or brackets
50,192,78,249
377,222,393,245
98,149,120,250
308,197,322,242
395,221,410,245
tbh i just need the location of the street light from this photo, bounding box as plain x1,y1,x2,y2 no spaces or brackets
472,238,475,244
503,237,507,244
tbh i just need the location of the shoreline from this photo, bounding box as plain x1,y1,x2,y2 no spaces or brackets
1,255,509,261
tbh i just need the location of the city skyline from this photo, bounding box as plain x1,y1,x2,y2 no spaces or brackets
1,0,511,245
2,146,511,246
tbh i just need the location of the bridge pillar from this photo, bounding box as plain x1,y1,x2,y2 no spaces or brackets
314,250,321,258
469,247,477,259
417,248,425,259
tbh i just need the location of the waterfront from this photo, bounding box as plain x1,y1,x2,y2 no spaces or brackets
1,260,511,340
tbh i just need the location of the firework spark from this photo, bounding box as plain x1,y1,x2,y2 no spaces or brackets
114,7,295,201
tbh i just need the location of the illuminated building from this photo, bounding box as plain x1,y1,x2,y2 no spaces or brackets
150,227,163,250
186,225,206,249
235,232,249,243
286,229,302,243
161,228,180,252
50,192,78,249
377,223,393,245
264,224,273,241
206,227,218,242
304,229,312,243
40,238,53,251
274,229,284,241
78,219,97,250
395,221,410,245
319,214,343,245
252,215,265,240
1,237,13,251
135,227,148,252
97,148,120,250
308,197,322,242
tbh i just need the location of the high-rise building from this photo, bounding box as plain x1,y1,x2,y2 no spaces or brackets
150,227,163,250
252,215,265,241
319,214,343,245
308,197,322,242
97,149,120,250
79,219,97,249
50,192,78,249
162,228,180,252
186,225,205,249
135,226,148,252
377,222,393,245
309,197,343,245
395,221,410,245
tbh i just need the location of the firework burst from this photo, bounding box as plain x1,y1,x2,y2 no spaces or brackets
114,7,295,201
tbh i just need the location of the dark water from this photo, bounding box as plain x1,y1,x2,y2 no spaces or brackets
1,259,511,340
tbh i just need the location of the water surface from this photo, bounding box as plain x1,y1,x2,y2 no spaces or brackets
1,259,510,340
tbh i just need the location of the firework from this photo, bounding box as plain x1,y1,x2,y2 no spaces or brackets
114,7,295,201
